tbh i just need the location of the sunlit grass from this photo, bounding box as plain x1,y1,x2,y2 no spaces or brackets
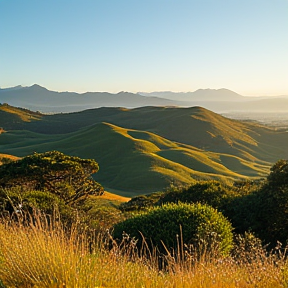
0,104,42,122
0,215,288,288
99,191,130,202
0,154,19,165
0,108,275,197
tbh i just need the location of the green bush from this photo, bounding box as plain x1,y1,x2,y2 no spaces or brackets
267,159,288,187
222,160,288,246
0,188,76,225
158,181,235,209
113,202,233,255
0,187,126,233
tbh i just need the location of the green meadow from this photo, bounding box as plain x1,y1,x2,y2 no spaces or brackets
1,103,288,196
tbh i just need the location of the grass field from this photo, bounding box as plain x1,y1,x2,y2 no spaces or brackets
0,122,269,196
0,215,287,288
1,104,287,195
101,191,130,202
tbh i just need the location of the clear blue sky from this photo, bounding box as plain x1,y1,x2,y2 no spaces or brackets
1,0,287,95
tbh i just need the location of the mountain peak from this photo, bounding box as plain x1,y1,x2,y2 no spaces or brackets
29,84,48,91
192,88,243,100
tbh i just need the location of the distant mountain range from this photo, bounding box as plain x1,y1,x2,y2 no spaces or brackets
139,89,288,101
0,84,179,113
1,84,288,113
1,103,288,196
138,89,245,101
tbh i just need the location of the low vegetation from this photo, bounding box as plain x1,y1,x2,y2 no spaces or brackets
1,151,288,287
0,213,288,288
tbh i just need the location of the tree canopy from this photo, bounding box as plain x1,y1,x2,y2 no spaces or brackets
267,159,288,188
0,151,104,203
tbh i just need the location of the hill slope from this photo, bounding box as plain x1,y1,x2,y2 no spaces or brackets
0,121,269,196
1,104,288,195
2,104,287,162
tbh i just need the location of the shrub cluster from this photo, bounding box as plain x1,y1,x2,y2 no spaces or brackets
2,150,288,253
157,181,235,208
0,151,120,232
114,202,233,255
118,160,288,247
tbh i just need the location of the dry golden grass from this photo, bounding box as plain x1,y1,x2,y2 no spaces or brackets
0,154,19,165
0,154,19,160
0,215,288,288
0,105,42,122
100,191,130,202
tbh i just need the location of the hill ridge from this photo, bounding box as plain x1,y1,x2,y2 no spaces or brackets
2,104,287,195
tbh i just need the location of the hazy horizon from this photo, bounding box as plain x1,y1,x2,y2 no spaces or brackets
1,84,288,98
1,0,287,96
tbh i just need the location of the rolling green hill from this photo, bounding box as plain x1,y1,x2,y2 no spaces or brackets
0,104,42,130
2,104,287,161
1,104,287,196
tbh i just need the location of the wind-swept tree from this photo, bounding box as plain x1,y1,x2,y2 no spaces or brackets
0,151,104,203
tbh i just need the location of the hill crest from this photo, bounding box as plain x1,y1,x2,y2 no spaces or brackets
2,104,288,195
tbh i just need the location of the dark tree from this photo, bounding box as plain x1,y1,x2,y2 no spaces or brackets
0,151,104,203
225,160,288,246
267,159,288,187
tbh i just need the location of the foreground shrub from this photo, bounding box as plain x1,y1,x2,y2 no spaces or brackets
0,187,126,233
0,188,77,226
113,202,233,255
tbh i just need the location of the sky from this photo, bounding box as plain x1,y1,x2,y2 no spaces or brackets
0,0,287,96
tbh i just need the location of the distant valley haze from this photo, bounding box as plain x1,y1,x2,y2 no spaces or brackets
1,84,288,114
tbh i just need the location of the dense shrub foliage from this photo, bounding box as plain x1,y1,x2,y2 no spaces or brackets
0,187,76,224
2,150,288,250
253,160,288,245
0,151,104,203
158,181,235,209
119,192,163,211
223,160,288,246
267,159,288,187
0,151,124,231
113,202,233,255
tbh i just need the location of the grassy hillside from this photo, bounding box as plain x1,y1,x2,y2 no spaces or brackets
1,104,287,195
0,119,270,196
0,104,42,130
2,104,287,161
